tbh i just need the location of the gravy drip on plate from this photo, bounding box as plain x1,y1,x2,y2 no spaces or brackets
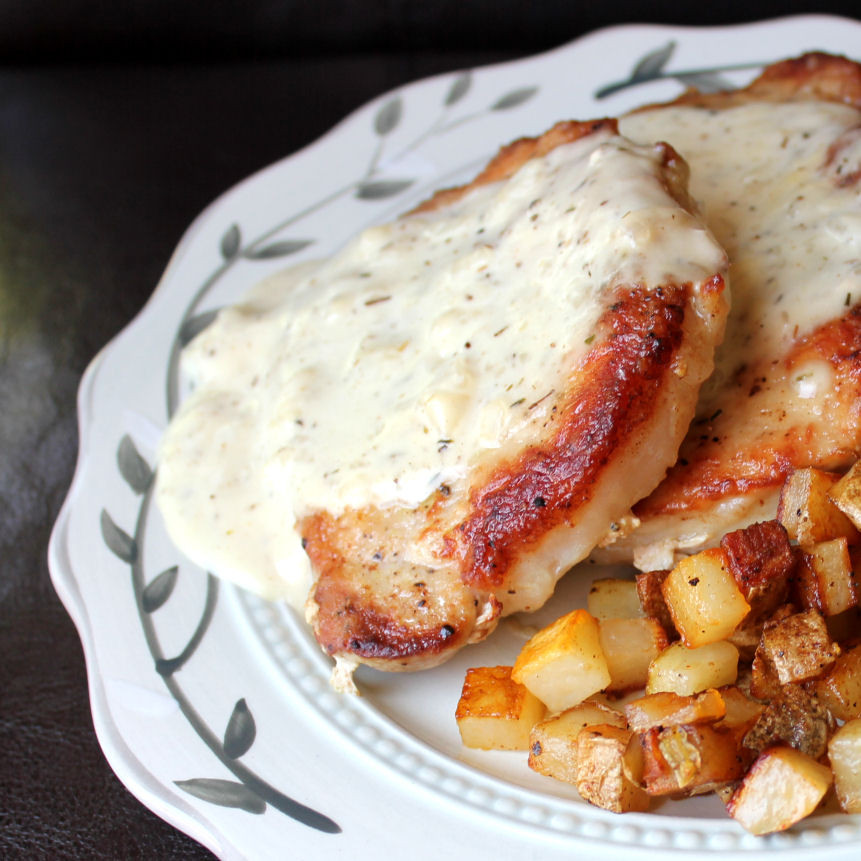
155,130,724,603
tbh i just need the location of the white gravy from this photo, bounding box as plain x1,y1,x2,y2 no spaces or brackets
155,129,724,603
620,101,861,417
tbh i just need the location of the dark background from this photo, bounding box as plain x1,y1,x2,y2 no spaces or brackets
0,2,857,858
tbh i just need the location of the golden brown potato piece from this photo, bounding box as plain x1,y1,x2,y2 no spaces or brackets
639,723,748,797
587,578,644,620
828,718,861,814
455,666,545,750
828,460,861,532
812,642,861,722
624,688,725,732
726,745,832,835
599,617,668,693
512,609,611,713
777,468,860,548
661,548,750,648
647,640,739,696
794,538,859,617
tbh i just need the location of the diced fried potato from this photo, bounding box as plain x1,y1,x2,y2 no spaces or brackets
760,609,840,685
647,640,739,696
742,683,833,759
726,746,832,835
635,569,675,632
716,686,765,737
639,723,747,796
599,617,668,693
512,609,611,713
587,578,644,620
661,548,750,647
624,688,725,733
828,460,861,533
455,666,545,750
576,724,650,813
828,718,861,813
777,467,859,547
794,538,858,617
813,642,861,722
528,701,626,784
720,520,793,616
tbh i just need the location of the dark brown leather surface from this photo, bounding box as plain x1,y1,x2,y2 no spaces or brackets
0,51,510,859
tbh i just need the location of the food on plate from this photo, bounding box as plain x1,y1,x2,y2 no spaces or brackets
156,116,729,675
456,462,861,834
599,52,861,569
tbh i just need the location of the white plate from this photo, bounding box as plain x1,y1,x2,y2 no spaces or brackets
50,16,861,861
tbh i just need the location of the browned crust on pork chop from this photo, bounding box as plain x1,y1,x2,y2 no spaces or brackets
446,282,709,588
636,303,861,519
303,117,728,671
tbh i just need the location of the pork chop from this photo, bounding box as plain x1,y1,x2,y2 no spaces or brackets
156,120,729,676
599,53,861,569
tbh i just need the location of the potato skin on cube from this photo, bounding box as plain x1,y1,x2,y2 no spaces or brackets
455,666,545,750
719,520,794,616
647,639,739,696
726,745,832,835
528,701,626,784
512,609,611,713
635,569,675,632
576,724,650,813
759,609,839,685
813,643,861,722
662,548,750,647
639,723,748,797
828,718,861,813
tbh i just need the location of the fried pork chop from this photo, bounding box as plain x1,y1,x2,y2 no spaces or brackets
157,119,729,677
598,53,861,569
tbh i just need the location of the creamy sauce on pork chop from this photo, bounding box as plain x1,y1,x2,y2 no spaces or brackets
621,101,861,419
155,130,725,603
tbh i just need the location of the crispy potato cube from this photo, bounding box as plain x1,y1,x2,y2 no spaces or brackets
777,467,859,547
639,723,747,796
743,683,833,759
720,520,793,616
813,642,861,721
726,746,832,835
662,548,750,647
794,538,858,617
635,569,675,632
528,701,626,784
599,617,668,693
455,666,545,750
760,609,839,685
512,609,611,713
828,718,861,813
587,578,645,620
576,724,650,813
647,640,739,696
625,688,725,733
828,460,861,533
